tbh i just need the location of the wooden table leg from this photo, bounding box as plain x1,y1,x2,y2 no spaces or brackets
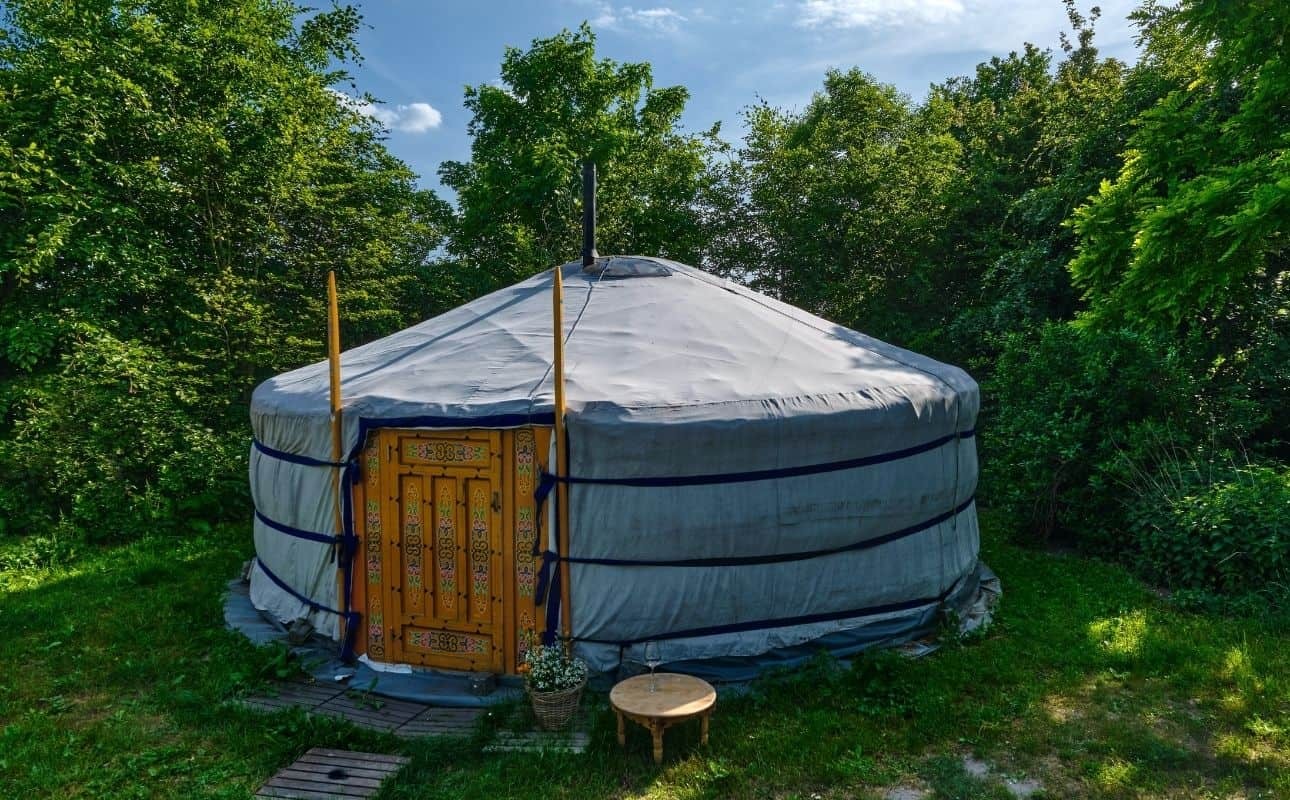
616,711,626,747
700,712,709,745
651,720,664,764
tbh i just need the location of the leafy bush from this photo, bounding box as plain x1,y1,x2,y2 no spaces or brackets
0,330,248,542
1125,463,1289,596
981,322,1203,545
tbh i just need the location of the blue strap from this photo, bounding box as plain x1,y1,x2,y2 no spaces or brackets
551,495,976,569
358,412,555,431
536,429,975,496
253,439,347,468
255,557,360,632
573,582,959,646
338,460,361,660
541,560,562,646
254,510,340,545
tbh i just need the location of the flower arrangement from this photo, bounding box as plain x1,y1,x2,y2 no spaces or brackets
522,642,588,693
522,640,588,730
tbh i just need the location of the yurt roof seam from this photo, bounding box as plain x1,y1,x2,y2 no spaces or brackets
569,385,966,414
523,264,605,419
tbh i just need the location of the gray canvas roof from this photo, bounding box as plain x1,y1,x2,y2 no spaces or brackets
252,257,977,458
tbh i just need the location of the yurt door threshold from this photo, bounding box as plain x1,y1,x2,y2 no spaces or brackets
351,427,549,675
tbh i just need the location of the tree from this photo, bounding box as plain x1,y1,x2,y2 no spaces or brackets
924,3,1157,365
0,0,445,539
437,24,724,295
717,68,960,343
1068,0,1289,446
1069,0,1288,331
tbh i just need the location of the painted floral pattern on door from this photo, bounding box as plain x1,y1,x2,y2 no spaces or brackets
470,485,491,618
515,429,539,661
364,436,385,659
436,481,457,611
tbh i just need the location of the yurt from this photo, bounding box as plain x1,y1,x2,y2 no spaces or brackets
248,255,985,680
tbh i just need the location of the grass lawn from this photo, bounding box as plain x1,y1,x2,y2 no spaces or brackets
0,510,1285,799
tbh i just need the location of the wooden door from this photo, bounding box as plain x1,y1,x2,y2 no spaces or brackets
378,430,505,672
352,427,551,674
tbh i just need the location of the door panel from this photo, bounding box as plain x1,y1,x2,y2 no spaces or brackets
400,474,426,617
380,429,504,672
431,475,459,618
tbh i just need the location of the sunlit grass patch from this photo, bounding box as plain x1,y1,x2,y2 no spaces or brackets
1,516,1287,799
1091,756,1137,792
1088,610,1149,658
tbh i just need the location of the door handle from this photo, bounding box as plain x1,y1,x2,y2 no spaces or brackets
491,491,501,512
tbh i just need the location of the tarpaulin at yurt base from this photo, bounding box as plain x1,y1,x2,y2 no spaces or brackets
247,256,986,680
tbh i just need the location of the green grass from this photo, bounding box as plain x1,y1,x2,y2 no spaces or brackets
1,511,1286,799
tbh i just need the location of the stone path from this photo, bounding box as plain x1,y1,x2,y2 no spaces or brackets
241,678,590,752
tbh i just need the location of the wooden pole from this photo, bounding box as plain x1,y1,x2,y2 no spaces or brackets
551,264,574,651
327,271,346,638
328,271,343,462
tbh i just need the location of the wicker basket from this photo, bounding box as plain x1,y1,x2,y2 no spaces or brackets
528,677,586,731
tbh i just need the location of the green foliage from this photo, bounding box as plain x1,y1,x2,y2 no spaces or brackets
438,24,723,296
0,328,247,541
714,68,960,342
848,649,917,717
1069,0,1289,331
1125,462,1289,596
982,323,1203,544
0,0,445,539
929,4,1149,359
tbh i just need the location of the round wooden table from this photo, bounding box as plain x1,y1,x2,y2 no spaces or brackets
610,673,716,764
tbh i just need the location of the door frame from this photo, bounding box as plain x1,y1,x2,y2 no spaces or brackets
350,426,550,674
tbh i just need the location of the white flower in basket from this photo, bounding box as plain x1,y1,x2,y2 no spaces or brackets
522,642,588,730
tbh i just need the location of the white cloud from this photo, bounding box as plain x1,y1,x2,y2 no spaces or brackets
594,5,688,34
388,102,442,133
797,0,965,29
329,89,442,133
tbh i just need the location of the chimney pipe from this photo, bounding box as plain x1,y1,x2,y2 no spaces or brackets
581,160,598,267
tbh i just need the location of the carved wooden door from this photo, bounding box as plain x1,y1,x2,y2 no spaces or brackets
379,430,505,672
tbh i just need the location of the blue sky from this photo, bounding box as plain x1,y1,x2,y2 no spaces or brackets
338,0,1144,193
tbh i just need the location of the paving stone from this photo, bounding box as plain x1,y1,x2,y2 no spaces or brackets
395,706,487,738
314,693,427,733
256,747,408,799
241,679,588,749
242,680,345,713
883,788,929,800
